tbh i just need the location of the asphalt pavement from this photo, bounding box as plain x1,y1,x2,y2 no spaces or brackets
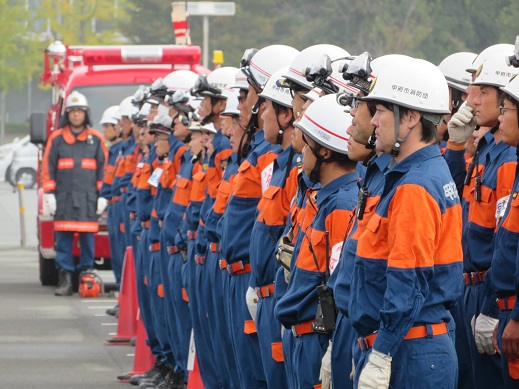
0,183,135,388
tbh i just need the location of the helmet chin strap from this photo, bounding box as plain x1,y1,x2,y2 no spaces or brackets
366,129,376,149
237,98,264,164
388,105,415,168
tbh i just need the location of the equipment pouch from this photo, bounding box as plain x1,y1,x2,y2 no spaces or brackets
314,284,337,334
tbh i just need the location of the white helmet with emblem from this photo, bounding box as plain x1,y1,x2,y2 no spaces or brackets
258,66,293,108
65,91,88,111
472,55,519,88
99,105,121,125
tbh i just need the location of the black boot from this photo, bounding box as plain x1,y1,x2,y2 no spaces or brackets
54,269,73,296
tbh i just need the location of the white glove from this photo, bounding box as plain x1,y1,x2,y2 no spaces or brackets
245,286,258,322
357,349,392,389
319,340,332,389
472,314,499,355
97,197,108,215
43,193,56,216
447,102,476,143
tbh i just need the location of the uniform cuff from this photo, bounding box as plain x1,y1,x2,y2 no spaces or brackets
511,297,519,321
372,328,401,356
447,140,467,151
481,295,499,319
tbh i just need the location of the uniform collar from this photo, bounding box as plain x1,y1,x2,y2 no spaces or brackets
251,129,265,149
274,146,295,170
62,125,89,144
487,139,511,163
374,153,392,173
385,144,440,176
316,171,359,208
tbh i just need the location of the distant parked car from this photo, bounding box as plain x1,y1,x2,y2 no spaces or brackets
0,138,18,183
9,137,38,188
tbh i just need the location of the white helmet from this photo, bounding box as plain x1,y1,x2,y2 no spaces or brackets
242,45,300,90
149,114,173,136
472,55,519,88
204,66,239,97
119,96,139,118
294,94,351,155
99,105,121,125
467,43,514,73
438,52,477,92
139,102,151,117
221,88,240,116
258,66,293,108
200,122,217,134
501,74,519,103
230,69,249,90
364,57,450,115
163,70,199,92
65,91,88,111
284,44,349,91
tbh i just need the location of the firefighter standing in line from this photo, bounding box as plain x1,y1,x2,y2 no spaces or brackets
42,91,107,296
350,57,463,389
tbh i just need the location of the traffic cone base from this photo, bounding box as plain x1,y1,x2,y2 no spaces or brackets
105,247,138,346
187,356,205,389
118,310,155,381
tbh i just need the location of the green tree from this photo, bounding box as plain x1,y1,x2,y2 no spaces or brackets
36,0,132,45
0,0,41,143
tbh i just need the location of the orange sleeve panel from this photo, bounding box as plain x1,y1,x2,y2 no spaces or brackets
190,169,207,202
41,129,63,193
232,160,262,199
496,161,517,201
387,184,462,269
114,157,126,178
104,165,116,185
172,146,186,178
257,186,286,225
158,159,176,188
257,151,279,173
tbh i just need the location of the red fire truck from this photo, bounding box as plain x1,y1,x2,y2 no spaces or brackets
30,40,209,285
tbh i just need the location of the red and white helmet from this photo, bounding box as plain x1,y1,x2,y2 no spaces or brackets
284,44,349,91
438,52,477,92
242,45,299,90
163,70,199,92
230,69,249,90
295,94,352,155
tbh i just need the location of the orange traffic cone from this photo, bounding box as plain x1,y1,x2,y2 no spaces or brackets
105,246,138,345
187,356,205,389
117,309,155,382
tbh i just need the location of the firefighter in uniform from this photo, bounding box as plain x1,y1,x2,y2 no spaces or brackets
42,91,107,296
487,70,519,388
350,57,463,389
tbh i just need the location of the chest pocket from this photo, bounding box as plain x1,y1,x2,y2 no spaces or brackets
214,179,234,214
191,171,207,201
234,161,261,198
258,186,285,225
469,185,496,229
173,177,191,207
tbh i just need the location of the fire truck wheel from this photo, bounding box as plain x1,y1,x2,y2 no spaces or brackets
39,254,58,286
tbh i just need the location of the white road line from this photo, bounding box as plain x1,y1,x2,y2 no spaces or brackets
87,306,113,309
101,323,118,326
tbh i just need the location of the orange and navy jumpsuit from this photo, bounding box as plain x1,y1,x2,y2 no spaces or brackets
485,163,519,386
147,135,185,369
273,171,319,389
249,147,300,388
275,171,359,389
206,153,240,389
41,125,106,272
331,153,391,388
100,139,124,287
193,129,232,388
445,129,516,389
350,145,463,388
219,130,281,389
